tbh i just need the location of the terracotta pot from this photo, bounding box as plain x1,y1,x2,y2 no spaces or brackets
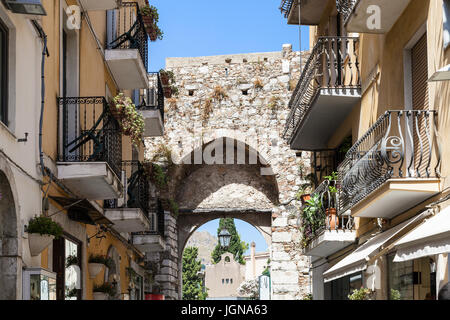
93,292,109,300
163,87,172,98
326,208,339,230
300,194,311,205
160,73,169,85
149,29,158,41
88,263,105,279
28,234,55,257
141,15,154,27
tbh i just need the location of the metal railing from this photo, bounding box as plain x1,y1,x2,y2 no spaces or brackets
338,110,441,214
133,199,165,238
336,0,358,26
139,72,165,122
58,97,122,178
104,160,150,216
279,0,294,18
283,36,360,141
107,2,148,70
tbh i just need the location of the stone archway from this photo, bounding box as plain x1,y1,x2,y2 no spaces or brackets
0,168,19,300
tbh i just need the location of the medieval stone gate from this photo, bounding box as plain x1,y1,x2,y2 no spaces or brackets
145,45,311,300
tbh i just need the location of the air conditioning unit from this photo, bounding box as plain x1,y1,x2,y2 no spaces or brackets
2,0,47,16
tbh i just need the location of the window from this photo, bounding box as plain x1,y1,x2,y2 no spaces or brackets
387,253,413,300
53,236,82,300
444,0,450,49
188,90,194,96
0,19,8,125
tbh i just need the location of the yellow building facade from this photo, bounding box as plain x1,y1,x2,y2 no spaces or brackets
0,0,165,300
282,0,450,300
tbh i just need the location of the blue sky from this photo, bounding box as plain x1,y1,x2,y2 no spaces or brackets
197,219,268,255
147,0,310,71
148,2,309,252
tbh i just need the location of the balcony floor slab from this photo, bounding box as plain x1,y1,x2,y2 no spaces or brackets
351,178,441,219
105,49,148,90
304,230,357,258
57,162,122,200
105,208,150,233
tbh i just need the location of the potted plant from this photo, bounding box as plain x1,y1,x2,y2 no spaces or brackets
140,5,163,41
26,216,63,256
299,194,324,248
112,93,145,146
324,172,339,230
159,69,175,87
88,254,113,279
348,287,375,300
93,282,116,300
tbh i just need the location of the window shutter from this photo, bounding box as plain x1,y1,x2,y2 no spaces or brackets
411,33,430,177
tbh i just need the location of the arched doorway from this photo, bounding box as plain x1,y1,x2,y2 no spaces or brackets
0,169,19,300
173,137,278,299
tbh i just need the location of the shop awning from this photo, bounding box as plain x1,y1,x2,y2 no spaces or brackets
393,206,450,262
49,196,113,225
323,212,429,283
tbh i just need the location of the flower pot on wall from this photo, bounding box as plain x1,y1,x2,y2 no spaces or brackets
93,292,109,300
326,208,339,230
300,194,311,205
88,263,105,279
28,234,55,257
163,87,172,98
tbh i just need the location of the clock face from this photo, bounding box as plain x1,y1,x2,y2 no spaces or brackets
41,277,49,300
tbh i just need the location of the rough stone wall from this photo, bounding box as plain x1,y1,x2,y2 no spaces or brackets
145,44,311,300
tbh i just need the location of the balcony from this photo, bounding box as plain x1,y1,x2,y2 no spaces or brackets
105,2,149,90
138,72,165,137
338,110,441,219
104,161,151,233
301,180,356,258
337,0,411,34
279,0,329,25
57,97,123,200
132,200,166,253
79,0,121,11
284,37,361,151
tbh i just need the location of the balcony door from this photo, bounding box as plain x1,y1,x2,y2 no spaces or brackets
60,2,80,160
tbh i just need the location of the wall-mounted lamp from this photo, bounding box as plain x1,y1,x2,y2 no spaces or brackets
2,0,47,16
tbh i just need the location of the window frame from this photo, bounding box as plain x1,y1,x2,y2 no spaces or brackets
0,18,8,125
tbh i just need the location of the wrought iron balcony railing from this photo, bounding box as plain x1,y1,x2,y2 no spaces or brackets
108,1,148,70
58,97,122,178
104,160,150,215
133,199,165,237
338,110,441,214
279,0,294,18
336,0,357,26
139,72,165,122
283,36,360,141
301,180,354,247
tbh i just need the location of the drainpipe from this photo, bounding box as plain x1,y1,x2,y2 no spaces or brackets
31,20,49,179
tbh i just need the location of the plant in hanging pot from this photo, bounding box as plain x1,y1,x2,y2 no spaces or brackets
88,254,114,279
159,69,175,87
26,216,63,256
140,5,163,41
93,282,116,300
112,93,145,146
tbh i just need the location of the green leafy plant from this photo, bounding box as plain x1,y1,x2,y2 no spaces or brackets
299,194,325,248
112,93,145,146
66,255,79,268
302,293,313,300
88,254,114,269
348,287,374,300
93,282,116,297
390,289,401,300
26,216,63,239
140,5,163,41
169,199,179,217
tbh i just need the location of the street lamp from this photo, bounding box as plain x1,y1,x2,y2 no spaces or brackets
2,0,47,16
218,228,232,249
